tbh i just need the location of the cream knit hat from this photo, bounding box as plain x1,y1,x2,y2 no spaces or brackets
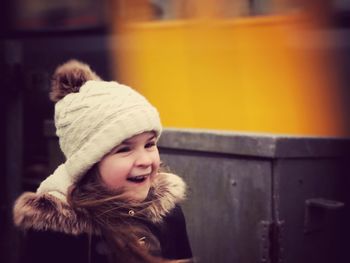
37,60,162,201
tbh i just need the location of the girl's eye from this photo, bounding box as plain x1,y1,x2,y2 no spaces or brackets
145,141,156,148
115,147,131,153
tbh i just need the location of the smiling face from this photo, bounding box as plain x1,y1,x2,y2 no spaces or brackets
98,131,160,202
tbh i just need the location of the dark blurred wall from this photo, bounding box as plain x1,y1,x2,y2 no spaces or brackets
1,35,112,263
0,1,111,262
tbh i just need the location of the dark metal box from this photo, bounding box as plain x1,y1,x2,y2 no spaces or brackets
157,129,350,263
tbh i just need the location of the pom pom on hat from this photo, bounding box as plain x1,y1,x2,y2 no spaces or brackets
50,60,101,102
37,60,162,201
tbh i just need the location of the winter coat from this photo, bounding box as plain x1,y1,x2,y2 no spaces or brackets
13,173,192,263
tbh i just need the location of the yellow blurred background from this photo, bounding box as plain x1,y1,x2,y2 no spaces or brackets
109,0,347,136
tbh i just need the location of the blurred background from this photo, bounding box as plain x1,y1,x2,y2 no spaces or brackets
1,0,349,262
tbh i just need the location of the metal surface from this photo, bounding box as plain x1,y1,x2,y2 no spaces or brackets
275,159,348,263
158,128,350,158
160,150,272,263
259,221,273,263
158,128,349,263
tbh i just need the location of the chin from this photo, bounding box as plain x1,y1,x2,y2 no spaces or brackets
128,189,150,202
138,190,151,201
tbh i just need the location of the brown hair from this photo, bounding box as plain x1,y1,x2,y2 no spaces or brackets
68,165,172,263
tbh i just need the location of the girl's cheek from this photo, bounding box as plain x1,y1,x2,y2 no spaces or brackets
153,152,161,167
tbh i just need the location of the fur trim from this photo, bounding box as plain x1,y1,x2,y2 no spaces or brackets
13,173,186,235
147,173,186,223
13,192,93,235
50,59,101,102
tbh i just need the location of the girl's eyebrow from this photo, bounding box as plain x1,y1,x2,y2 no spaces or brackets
146,134,156,141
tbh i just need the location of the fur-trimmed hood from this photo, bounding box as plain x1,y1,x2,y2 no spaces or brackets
13,173,186,236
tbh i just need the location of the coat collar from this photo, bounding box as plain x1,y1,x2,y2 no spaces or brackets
13,173,186,235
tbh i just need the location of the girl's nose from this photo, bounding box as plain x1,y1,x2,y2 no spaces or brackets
135,151,153,167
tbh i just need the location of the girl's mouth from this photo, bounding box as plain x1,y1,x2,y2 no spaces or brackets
127,174,149,183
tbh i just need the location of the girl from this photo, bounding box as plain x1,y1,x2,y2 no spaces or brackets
13,60,192,263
